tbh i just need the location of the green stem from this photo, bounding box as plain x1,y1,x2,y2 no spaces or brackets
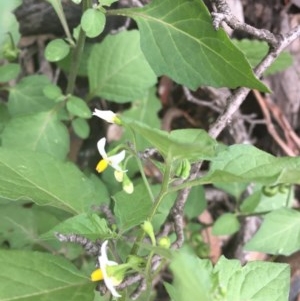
130,157,172,255
65,0,91,95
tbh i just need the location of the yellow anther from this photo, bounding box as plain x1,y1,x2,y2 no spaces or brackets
91,269,104,282
96,159,109,173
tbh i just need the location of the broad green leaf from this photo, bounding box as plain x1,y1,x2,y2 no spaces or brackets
0,0,21,60
43,84,63,100
201,144,300,185
184,185,206,219
124,120,218,160
88,30,157,103
0,102,10,134
165,250,212,301
67,95,92,118
45,38,70,62
118,0,268,92
101,0,118,7
41,213,113,241
113,183,152,232
214,182,248,199
214,256,290,301
0,63,20,82
0,202,68,249
233,39,293,76
2,111,70,160
81,9,106,38
0,148,103,214
212,213,240,236
72,117,90,139
8,75,56,116
0,250,94,301
244,208,300,255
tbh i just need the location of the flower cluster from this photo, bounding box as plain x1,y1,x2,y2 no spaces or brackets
93,109,133,194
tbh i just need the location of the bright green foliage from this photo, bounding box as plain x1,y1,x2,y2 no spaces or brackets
0,63,20,82
0,149,105,214
0,250,95,301
165,251,212,301
8,75,56,116
233,39,293,75
212,213,240,236
66,95,92,119
125,121,218,160
2,112,70,160
81,9,106,38
45,38,70,62
245,208,300,255
72,117,90,138
166,251,290,301
101,0,118,6
43,84,63,100
120,0,268,92
114,183,152,232
88,30,157,103
0,0,21,60
0,202,67,249
202,144,300,185
41,213,114,241
214,256,289,301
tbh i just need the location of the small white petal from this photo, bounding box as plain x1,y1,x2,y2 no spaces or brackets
97,138,108,159
108,151,126,171
93,109,116,123
99,241,121,298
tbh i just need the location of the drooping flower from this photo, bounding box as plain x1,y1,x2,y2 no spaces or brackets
96,138,126,173
93,109,121,125
91,240,123,298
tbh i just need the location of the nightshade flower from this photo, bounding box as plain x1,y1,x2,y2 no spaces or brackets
96,138,126,173
93,109,121,125
91,241,122,298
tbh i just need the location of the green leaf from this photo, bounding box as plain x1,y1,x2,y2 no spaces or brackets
8,75,56,116
244,208,300,255
212,213,240,236
165,250,212,301
233,39,293,76
2,112,70,160
0,63,20,82
45,38,70,62
0,1,21,60
215,256,290,301
119,0,268,92
101,0,118,6
41,213,113,241
125,121,218,160
184,185,206,219
113,183,152,232
203,144,300,185
0,202,68,249
0,250,94,301
67,95,92,118
0,103,10,134
43,84,63,100
88,30,157,103
81,8,106,38
0,148,103,214
72,117,90,139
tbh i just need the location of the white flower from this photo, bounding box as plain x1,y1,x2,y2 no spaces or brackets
93,109,121,124
96,138,126,173
91,241,122,298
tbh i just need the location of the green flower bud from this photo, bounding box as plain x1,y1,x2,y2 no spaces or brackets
158,236,171,249
141,220,156,246
122,173,134,194
175,159,191,179
262,185,279,197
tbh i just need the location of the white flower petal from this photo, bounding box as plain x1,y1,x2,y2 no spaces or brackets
108,151,126,172
97,138,108,159
99,241,121,298
93,109,116,123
